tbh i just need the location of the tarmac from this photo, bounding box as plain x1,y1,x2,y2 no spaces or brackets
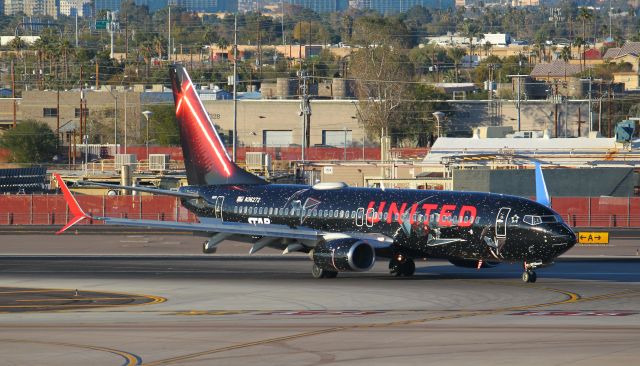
0,231,639,365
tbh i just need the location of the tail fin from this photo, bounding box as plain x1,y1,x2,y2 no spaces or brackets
54,174,90,234
534,163,550,207
169,64,266,186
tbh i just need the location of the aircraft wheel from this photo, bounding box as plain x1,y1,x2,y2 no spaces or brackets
401,259,416,277
389,259,402,277
311,263,336,279
522,270,537,283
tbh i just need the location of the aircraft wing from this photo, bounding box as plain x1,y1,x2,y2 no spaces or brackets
96,216,322,241
426,238,466,247
74,180,199,199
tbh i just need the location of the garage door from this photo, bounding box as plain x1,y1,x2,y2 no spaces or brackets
263,130,293,147
322,130,352,147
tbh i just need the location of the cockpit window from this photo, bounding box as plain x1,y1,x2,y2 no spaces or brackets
523,215,559,225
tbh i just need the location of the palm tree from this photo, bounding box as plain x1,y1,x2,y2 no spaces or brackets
573,37,585,70
459,20,483,59
483,41,492,56
139,41,153,79
560,46,571,63
577,7,593,45
447,47,466,82
152,35,164,60
8,36,26,57
59,40,74,87
32,38,46,89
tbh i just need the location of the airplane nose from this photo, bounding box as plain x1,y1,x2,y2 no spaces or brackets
551,224,577,253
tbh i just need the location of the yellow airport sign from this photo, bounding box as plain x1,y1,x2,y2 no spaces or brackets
577,232,609,245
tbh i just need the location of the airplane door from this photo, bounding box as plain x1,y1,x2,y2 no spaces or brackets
365,208,375,228
495,207,510,238
214,196,225,220
356,208,365,227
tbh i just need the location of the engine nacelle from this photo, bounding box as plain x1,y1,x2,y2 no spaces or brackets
312,238,375,272
449,259,499,269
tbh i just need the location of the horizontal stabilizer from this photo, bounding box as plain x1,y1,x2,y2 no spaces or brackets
75,181,199,198
54,174,90,234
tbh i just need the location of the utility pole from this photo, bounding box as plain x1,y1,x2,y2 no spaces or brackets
108,12,115,59
588,76,593,135
281,0,285,45
124,13,128,60
509,75,526,132
168,5,171,61
232,13,238,162
576,107,585,137
553,82,559,137
299,70,311,163
56,88,60,148
75,12,78,47
608,83,613,137
11,59,16,129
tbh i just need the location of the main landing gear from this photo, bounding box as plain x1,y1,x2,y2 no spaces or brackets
389,254,415,277
311,263,338,279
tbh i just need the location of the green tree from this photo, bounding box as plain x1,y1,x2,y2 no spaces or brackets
145,105,179,146
459,20,484,58
560,46,571,62
577,7,593,44
446,47,466,82
0,121,58,163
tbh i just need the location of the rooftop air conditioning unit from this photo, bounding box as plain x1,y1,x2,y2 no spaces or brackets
115,154,137,171
149,154,170,171
245,152,271,171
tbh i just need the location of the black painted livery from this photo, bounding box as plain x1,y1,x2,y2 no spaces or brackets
56,65,577,283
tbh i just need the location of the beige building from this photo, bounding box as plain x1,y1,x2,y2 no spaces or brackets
18,88,143,145
207,99,367,148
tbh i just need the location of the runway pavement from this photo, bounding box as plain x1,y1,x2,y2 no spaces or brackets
0,234,639,365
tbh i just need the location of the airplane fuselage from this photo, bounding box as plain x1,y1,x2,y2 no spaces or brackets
181,183,576,264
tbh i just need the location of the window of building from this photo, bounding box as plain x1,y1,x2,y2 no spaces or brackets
74,108,89,118
43,108,58,117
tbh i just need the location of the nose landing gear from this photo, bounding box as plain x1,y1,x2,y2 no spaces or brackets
522,261,542,283
522,270,537,283
389,254,416,277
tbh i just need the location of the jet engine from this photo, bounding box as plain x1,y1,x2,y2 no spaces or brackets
312,238,376,272
449,259,499,269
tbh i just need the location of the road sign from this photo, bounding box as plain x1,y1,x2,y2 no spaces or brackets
577,232,609,245
96,20,108,30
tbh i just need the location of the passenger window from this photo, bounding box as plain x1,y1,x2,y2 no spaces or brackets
268,207,273,215
339,210,345,218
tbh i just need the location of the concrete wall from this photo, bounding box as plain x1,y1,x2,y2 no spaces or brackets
453,168,636,197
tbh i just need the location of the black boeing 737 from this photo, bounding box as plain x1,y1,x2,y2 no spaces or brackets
55,65,577,283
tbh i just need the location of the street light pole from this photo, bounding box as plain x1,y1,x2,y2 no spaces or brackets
142,110,152,163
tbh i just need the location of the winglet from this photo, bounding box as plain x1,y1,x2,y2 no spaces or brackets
534,163,550,207
54,173,90,234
